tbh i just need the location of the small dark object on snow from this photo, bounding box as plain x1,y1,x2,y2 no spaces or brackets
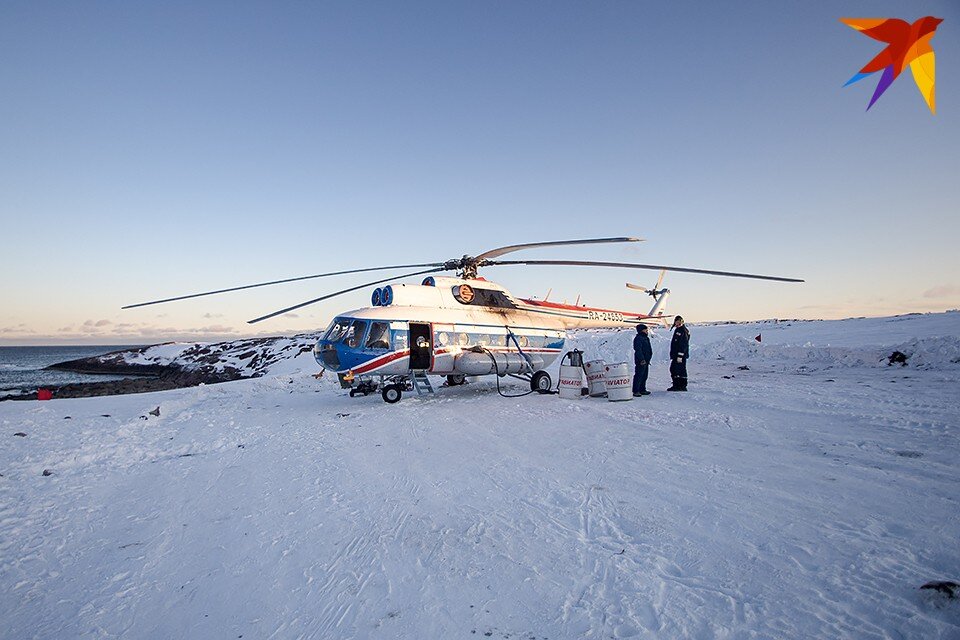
149,406,161,417
14,432,26,437
920,581,959,598
722,375,733,379
825,379,835,382
888,351,908,366
336,413,350,418
63,416,71,420
100,414,111,418
895,450,923,458
755,334,762,342
42,469,53,476
616,549,625,555
237,444,245,449
738,365,750,370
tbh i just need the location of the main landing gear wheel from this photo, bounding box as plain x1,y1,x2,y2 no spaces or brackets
382,384,402,404
446,374,466,386
530,371,552,394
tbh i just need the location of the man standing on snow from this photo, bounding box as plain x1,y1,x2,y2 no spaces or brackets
633,324,652,396
668,315,690,391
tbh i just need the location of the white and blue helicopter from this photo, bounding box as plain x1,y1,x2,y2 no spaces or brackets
124,237,802,403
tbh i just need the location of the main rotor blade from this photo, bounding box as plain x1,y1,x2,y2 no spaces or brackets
122,263,446,310
247,266,447,324
626,282,648,292
474,237,642,262
486,260,804,283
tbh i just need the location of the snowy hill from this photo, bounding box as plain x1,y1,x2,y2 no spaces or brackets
1,312,959,638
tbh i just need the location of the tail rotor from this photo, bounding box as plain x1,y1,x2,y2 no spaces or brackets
627,270,670,321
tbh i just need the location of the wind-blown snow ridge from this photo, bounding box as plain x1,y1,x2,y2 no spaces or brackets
697,335,960,371
563,312,960,374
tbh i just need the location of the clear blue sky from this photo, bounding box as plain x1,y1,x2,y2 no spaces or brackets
1,1,958,344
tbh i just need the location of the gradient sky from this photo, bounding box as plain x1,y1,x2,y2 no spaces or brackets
1,1,958,345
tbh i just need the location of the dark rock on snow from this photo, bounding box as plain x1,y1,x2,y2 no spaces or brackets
920,581,959,598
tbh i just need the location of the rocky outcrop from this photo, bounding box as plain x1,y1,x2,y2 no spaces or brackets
7,334,322,401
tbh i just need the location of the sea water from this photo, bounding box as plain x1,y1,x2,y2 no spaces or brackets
0,346,142,396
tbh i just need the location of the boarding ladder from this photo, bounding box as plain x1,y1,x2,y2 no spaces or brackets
410,370,435,395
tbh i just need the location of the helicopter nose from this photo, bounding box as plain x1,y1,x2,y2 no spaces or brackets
314,340,341,369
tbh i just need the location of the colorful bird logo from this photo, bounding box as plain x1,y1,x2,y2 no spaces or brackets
841,16,942,113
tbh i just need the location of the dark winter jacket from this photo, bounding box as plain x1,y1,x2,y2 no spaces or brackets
670,325,690,359
633,333,653,365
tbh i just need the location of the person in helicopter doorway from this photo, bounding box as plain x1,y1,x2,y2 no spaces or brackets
632,324,652,396
668,315,690,391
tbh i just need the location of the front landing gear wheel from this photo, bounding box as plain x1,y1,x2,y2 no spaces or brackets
530,370,552,394
446,374,466,387
382,384,402,404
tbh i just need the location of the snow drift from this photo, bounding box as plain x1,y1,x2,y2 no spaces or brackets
1,312,958,639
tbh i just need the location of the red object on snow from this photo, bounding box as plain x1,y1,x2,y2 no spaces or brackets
755,334,762,343
37,389,52,401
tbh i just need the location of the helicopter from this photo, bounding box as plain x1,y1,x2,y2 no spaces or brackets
123,237,802,403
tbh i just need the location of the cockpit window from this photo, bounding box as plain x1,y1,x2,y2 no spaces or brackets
323,318,350,342
342,320,368,348
366,322,390,350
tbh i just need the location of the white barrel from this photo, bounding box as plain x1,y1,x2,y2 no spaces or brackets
604,363,632,402
558,364,584,399
584,359,607,397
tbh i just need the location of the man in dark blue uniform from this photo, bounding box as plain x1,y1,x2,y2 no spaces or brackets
632,324,652,396
668,315,690,391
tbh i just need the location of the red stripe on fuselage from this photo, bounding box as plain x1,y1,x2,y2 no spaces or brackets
519,298,650,317
352,349,410,374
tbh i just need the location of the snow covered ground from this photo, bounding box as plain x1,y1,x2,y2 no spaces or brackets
2,313,959,639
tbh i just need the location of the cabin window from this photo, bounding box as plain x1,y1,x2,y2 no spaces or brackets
366,322,390,350
457,332,469,346
323,318,350,342
437,332,450,346
342,320,368,348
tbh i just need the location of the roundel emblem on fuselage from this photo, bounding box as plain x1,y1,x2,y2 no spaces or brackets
454,284,476,304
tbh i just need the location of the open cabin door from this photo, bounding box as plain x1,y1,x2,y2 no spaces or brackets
409,322,432,370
